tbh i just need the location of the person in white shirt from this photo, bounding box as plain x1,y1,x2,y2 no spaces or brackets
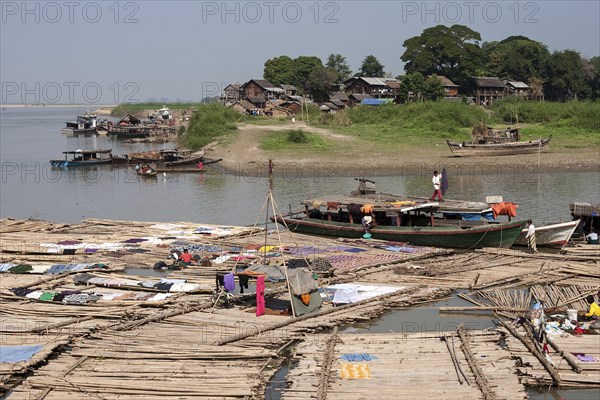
586,229,599,244
430,170,443,201
525,219,537,253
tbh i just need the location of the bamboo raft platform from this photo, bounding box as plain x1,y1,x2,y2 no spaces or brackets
282,329,527,399
2,218,599,397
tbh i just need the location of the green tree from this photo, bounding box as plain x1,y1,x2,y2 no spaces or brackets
264,56,296,86
325,54,352,83
401,24,484,87
585,56,600,100
423,75,445,101
293,56,324,90
305,67,337,103
484,36,549,82
543,50,590,101
358,55,385,77
397,72,425,102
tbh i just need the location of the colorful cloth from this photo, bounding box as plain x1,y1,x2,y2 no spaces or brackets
339,363,372,379
256,276,265,317
491,202,518,219
224,273,235,291
340,353,379,362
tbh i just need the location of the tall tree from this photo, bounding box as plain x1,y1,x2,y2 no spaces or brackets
542,50,590,101
484,36,549,82
325,54,352,83
293,56,324,90
305,67,337,103
264,56,295,86
401,24,484,87
358,55,385,77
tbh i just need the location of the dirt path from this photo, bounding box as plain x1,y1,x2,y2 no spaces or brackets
205,122,599,177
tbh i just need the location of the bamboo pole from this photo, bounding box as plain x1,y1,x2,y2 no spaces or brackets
456,325,497,400
316,325,338,400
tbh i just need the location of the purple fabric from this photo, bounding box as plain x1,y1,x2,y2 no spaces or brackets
327,245,355,251
572,353,597,362
224,273,235,291
122,238,147,243
343,247,367,253
84,248,97,253
288,246,327,256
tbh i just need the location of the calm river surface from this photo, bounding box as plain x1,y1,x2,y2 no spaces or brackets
1,107,598,224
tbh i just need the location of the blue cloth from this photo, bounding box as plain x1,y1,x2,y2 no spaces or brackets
224,273,235,291
0,345,44,363
482,212,495,221
340,353,379,362
344,247,367,253
0,263,15,272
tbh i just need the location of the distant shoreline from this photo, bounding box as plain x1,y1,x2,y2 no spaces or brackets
0,104,117,109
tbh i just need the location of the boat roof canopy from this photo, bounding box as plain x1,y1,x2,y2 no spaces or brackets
302,194,492,214
62,149,112,154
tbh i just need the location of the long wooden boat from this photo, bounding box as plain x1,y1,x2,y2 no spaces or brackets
513,219,580,248
446,136,551,157
272,180,525,248
274,214,524,249
50,149,113,167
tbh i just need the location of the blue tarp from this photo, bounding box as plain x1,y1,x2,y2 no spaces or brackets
361,98,393,106
0,345,44,363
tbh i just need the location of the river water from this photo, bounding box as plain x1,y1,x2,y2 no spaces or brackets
1,107,599,224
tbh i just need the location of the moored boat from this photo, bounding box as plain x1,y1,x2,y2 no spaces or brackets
272,179,525,249
447,136,551,157
50,149,113,167
136,164,157,177
61,112,99,135
513,219,580,248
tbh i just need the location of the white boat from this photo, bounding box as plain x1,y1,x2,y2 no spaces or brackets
158,106,171,120
61,112,98,134
513,219,580,248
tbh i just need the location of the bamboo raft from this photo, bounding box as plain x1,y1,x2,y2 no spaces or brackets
1,218,599,397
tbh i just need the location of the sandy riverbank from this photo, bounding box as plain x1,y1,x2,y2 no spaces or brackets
206,122,600,177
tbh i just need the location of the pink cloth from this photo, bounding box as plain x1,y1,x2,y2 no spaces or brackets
256,276,265,317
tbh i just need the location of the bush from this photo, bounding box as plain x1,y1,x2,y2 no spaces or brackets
287,129,308,143
185,103,244,149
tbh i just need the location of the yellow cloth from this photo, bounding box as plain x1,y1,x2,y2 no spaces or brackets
312,200,325,209
339,363,372,379
360,204,374,213
390,201,416,207
258,245,277,253
585,302,600,317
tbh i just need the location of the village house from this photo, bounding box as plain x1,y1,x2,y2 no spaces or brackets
347,93,372,107
280,84,298,96
221,84,241,105
432,76,460,97
329,91,350,107
240,79,284,108
342,77,400,98
471,77,507,105
504,80,530,98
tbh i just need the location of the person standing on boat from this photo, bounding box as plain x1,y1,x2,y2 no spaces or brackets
525,219,537,254
430,170,443,202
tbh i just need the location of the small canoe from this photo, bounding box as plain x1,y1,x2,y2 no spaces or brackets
447,136,551,157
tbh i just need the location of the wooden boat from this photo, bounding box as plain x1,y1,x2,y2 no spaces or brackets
136,165,157,177
447,136,551,157
50,149,113,167
569,202,600,239
61,112,98,135
513,219,580,248
157,149,205,167
272,179,525,249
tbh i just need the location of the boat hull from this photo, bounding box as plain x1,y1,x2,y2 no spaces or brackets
274,216,525,249
513,220,579,248
50,159,113,167
447,137,551,157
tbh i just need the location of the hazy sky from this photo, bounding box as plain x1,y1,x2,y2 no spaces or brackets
1,0,599,103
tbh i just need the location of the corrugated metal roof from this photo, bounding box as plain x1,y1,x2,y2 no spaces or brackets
360,77,387,86
506,80,529,88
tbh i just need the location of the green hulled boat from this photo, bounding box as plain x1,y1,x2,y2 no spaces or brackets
272,178,525,249
274,215,524,249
